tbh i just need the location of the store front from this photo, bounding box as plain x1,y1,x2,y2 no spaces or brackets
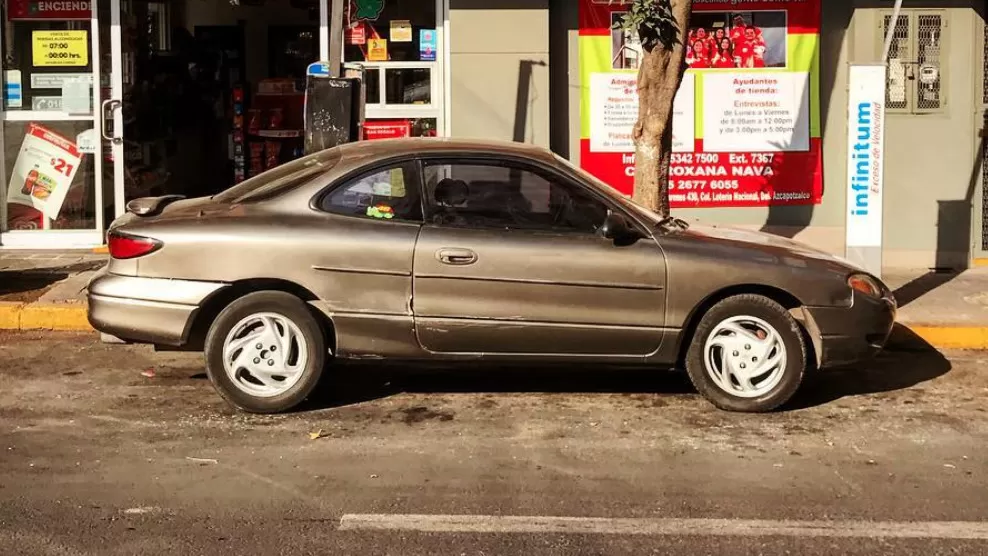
0,0,447,248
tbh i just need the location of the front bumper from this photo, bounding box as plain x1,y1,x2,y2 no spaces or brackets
802,290,897,369
87,271,227,346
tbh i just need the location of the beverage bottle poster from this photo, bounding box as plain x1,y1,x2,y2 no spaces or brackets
5,123,83,220
579,0,823,208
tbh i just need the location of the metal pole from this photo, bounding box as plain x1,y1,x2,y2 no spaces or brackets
881,0,904,63
319,0,329,61
328,0,345,77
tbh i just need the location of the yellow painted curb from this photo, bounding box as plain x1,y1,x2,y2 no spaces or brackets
0,302,25,329
0,303,93,332
19,305,92,331
907,326,988,350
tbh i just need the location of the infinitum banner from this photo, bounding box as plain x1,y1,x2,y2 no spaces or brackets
578,0,822,208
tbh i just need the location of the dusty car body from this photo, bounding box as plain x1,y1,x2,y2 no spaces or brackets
88,138,896,413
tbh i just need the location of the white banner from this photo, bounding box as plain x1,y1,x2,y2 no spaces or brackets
845,65,886,251
588,72,695,154
701,72,811,153
5,123,83,220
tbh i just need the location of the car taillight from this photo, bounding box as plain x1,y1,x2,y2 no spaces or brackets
107,231,162,260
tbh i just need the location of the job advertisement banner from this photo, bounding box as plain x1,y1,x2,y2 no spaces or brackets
579,0,822,208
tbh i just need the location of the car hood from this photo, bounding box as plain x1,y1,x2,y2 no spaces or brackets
676,223,867,274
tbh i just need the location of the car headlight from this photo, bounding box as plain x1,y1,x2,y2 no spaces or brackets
848,273,883,298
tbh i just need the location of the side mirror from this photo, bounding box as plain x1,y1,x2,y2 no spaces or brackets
600,211,641,246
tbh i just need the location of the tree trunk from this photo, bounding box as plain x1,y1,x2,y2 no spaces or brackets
631,0,692,218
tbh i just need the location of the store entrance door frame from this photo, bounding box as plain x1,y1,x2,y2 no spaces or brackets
0,0,112,248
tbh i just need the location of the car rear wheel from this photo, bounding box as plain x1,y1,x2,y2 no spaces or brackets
685,294,806,413
204,291,326,413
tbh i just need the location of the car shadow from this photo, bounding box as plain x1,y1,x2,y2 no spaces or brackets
302,324,951,413
784,324,952,411
305,362,698,412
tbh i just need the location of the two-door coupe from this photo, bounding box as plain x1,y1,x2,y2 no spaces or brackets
87,138,896,413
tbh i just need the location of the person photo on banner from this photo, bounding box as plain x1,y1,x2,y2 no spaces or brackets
712,37,738,69
710,27,728,52
730,14,764,44
737,26,767,68
687,27,710,52
686,39,710,69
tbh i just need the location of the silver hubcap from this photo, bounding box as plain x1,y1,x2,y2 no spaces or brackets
223,312,309,398
703,315,787,399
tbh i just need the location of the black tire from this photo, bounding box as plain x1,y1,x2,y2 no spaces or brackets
684,294,806,413
204,291,326,414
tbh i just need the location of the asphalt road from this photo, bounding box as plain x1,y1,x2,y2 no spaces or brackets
1,331,986,555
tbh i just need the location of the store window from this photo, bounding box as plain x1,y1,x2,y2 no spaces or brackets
0,1,102,237
344,0,443,139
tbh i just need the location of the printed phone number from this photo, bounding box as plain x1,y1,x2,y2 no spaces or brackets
671,153,777,165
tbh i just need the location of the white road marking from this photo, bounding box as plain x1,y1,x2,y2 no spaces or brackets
339,514,988,540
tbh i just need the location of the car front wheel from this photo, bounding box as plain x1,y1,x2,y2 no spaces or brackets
685,294,807,413
204,291,326,413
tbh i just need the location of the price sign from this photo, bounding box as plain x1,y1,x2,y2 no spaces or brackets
32,31,88,67
5,123,83,220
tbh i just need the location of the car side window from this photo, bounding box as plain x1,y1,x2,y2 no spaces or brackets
321,163,422,222
422,161,609,234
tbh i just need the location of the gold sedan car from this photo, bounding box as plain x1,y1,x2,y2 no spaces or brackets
88,138,896,414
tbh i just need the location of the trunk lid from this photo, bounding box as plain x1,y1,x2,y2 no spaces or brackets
112,195,233,229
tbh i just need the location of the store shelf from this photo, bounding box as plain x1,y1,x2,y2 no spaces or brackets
250,129,303,138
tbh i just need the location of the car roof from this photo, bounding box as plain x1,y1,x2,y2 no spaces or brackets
333,137,558,165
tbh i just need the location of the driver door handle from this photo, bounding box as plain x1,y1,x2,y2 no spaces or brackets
437,248,478,266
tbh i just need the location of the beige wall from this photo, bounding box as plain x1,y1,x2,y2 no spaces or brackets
448,0,550,147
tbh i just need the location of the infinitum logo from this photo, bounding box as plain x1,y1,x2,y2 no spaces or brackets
849,102,873,217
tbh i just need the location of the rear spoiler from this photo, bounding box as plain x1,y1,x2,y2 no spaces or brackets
125,195,186,217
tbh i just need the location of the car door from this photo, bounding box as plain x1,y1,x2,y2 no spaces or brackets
412,156,668,357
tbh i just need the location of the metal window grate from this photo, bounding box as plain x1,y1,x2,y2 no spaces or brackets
883,14,910,110
915,15,943,111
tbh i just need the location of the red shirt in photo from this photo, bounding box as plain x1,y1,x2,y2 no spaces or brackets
712,54,737,69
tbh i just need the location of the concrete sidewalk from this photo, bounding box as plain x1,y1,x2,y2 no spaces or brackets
0,250,104,330
2,251,988,350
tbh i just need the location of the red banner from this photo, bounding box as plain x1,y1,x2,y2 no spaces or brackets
7,0,91,20
363,119,411,141
579,0,822,208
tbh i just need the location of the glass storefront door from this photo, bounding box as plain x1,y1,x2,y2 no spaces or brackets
0,0,122,247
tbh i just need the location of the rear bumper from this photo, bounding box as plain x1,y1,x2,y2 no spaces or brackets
86,271,227,346
802,291,897,369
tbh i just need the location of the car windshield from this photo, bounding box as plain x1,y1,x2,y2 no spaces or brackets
551,153,672,227
213,148,343,204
